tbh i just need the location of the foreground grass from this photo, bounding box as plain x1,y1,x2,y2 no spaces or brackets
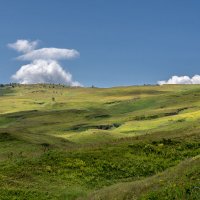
0,84,200,199
88,155,200,200
0,133,199,199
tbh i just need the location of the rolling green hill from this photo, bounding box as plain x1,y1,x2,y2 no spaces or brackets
0,84,199,199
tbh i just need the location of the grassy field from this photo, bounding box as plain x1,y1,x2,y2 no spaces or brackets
0,84,199,199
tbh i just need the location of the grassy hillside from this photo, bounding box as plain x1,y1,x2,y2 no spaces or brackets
0,84,199,199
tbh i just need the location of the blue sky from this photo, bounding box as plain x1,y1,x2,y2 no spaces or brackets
1,0,200,87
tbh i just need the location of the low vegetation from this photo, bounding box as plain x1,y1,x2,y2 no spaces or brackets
0,84,199,199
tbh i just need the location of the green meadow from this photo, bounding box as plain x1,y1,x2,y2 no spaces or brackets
0,84,199,199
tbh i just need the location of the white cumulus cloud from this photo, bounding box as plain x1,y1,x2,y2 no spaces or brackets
8,39,38,53
158,75,200,85
12,60,81,86
8,39,82,86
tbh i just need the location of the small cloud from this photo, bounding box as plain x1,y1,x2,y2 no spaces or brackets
158,75,200,85
8,39,38,53
9,39,81,86
18,48,79,61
